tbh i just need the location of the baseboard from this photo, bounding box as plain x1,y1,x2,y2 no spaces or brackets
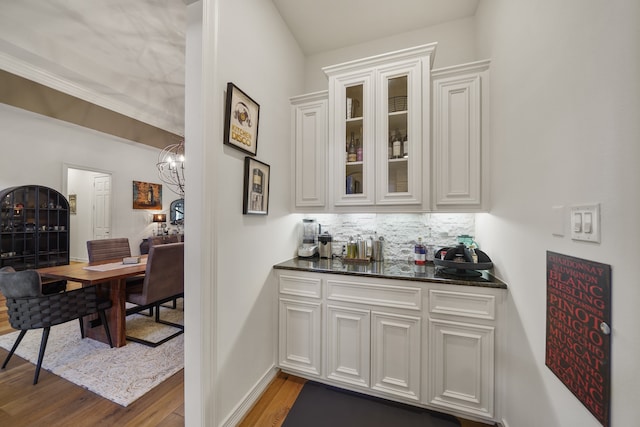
499,418,510,427
221,365,279,427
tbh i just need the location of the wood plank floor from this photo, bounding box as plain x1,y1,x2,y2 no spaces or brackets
0,347,184,427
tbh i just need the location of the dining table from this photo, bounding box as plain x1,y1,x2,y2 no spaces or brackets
37,256,148,347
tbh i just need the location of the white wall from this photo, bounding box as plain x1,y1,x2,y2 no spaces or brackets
196,0,305,423
303,16,477,93
0,103,168,256
474,1,640,426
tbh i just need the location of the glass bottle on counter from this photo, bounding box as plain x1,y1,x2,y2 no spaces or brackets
414,237,426,265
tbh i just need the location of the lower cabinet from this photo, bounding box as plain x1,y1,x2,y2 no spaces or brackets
278,298,322,377
427,319,495,418
277,271,505,423
371,311,421,401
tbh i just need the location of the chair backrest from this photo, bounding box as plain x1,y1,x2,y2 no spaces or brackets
0,266,42,299
87,238,132,263
140,242,184,304
148,235,180,247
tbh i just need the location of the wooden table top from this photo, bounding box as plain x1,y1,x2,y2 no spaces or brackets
38,256,148,285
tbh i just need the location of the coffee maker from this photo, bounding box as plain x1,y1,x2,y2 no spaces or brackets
318,232,333,258
298,219,319,258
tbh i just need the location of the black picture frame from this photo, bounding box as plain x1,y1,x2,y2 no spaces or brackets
224,82,260,156
243,157,270,215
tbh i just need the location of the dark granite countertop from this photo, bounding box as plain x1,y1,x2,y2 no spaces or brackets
274,257,507,290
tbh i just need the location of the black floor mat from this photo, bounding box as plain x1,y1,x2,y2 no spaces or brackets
282,381,461,427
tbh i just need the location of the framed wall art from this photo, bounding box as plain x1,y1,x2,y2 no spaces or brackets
243,157,270,215
132,181,162,210
68,194,77,214
224,82,260,156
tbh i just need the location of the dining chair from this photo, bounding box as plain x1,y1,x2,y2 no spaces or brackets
0,266,113,384
86,237,151,314
125,242,184,347
148,235,181,309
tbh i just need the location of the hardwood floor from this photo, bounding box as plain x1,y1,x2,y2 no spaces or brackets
239,371,495,427
0,347,184,427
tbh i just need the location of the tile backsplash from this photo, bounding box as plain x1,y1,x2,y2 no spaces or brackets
306,213,475,261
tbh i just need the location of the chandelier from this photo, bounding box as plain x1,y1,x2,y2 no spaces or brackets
157,140,185,197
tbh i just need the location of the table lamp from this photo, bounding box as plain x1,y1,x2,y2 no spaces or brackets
152,213,166,235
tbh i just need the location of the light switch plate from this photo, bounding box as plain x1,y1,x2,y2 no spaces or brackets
570,204,600,243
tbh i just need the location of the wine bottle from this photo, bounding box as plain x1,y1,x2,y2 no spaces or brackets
347,132,357,162
403,133,409,158
392,129,402,159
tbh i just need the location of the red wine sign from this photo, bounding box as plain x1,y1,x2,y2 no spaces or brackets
546,251,611,427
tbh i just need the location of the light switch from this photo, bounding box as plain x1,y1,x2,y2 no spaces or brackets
552,205,565,237
571,204,600,243
583,212,592,233
573,213,582,232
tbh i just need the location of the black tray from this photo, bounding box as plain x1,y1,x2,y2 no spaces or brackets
433,258,493,275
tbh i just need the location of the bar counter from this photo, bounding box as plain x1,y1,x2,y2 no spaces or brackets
274,257,507,290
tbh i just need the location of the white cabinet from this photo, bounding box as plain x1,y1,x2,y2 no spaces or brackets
276,270,505,423
371,311,421,401
278,274,323,377
279,299,322,377
427,319,494,418
432,60,490,211
326,305,370,388
323,43,437,208
290,91,328,209
425,287,502,420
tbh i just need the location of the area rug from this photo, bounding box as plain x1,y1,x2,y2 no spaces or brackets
282,381,461,427
0,301,183,407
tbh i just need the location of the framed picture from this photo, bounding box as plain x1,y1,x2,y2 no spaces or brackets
224,82,260,156
68,194,77,214
243,157,270,215
132,181,162,210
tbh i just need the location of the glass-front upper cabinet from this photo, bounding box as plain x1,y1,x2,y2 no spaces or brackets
325,43,435,208
376,59,424,205
329,70,375,206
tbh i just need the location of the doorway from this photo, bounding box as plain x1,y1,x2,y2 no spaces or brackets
64,165,113,261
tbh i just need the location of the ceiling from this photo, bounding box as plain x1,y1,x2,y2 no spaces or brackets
272,0,480,55
0,0,479,148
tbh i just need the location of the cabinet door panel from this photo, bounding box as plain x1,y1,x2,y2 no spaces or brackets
428,318,494,418
279,299,322,376
371,311,421,401
331,71,375,206
376,58,424,205
327,305,370,388
292,92,327,208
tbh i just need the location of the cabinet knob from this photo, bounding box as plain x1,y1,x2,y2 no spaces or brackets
600,322,611,335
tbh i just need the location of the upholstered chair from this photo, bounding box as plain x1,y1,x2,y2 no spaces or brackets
0,266,113,384
125,242,184,347
86,237,150,314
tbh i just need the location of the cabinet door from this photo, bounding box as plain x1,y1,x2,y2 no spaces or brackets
371,311,421,401
330,70,375,206
432,61,489,210
279,299,322,377
427,318,495,419
326,305,371,388
376,58,425,205
291,91,328,209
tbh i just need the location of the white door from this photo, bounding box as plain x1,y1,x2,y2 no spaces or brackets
93,175,111,239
